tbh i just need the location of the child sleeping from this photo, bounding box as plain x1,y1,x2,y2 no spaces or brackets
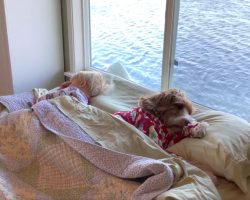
33,71,106,105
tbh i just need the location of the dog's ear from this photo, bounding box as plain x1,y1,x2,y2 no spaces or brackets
138,97,156,114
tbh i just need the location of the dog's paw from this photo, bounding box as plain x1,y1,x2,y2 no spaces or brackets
191,121,209,138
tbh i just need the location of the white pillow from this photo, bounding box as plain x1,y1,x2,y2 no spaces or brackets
168,110,250,194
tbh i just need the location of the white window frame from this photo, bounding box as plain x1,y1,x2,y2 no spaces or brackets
64,0,209,111
161,0,180,90
64,0,179,91
64,0,91,73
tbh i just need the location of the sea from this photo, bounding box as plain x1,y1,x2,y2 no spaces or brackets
90,0,250,122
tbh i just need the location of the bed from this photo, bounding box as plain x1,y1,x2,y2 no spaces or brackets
0,72,249,200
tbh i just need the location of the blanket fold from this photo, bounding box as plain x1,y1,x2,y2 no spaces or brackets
0,92,34,112
49,95,221,200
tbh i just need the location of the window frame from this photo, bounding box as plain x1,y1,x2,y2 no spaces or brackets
63,0,91,73
63,0,208,111
63,0,179,90
161,0,180,90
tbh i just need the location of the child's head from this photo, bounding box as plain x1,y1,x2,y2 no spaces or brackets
70,71,106,97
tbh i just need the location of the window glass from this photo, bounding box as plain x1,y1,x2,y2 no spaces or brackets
173,0,250,121
90,0,166,90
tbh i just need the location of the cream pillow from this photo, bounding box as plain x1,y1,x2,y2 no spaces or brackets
168,110,250,194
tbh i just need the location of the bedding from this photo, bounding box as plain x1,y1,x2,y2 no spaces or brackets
52,96,221,199
0,106,141,200
168,110,250,194
0,72,249,199
0,93,219,200
0,95,176,200
91,73,250,199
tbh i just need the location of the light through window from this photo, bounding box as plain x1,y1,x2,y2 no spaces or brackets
89,0,250,121
90,0,166,90
172,0,250,121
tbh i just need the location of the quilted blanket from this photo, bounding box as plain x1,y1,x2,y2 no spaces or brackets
0,93,221,200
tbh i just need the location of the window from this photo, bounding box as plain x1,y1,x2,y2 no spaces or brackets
90,0,166,91
172,0,250,121
64,0,250,121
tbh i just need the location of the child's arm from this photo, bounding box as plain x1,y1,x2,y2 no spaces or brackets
60,81,71,89
36,87,89,105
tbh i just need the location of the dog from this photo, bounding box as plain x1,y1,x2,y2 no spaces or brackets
138,89,195,134
115,88,208,149
115,88,216,184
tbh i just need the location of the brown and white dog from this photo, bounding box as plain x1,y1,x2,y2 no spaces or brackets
139,89,196,134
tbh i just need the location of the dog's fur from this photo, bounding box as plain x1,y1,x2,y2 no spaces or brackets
138,89,195,134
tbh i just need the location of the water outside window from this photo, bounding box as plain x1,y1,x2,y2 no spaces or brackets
90,0,250,122
90,0,165,90
172,0,250,121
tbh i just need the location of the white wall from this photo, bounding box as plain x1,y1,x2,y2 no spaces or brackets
3,0,64,94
